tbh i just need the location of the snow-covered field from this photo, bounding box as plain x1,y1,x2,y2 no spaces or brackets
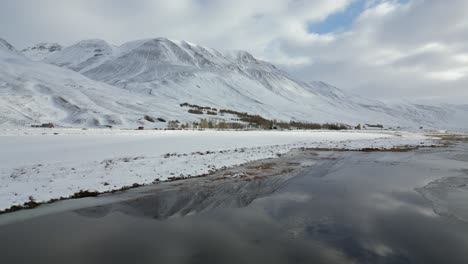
0,129,434,211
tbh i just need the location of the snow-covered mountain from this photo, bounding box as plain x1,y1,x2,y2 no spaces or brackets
0,39,18,52
21,43,62,61
0,39,190,127
0,37,466,130
44,39,113,72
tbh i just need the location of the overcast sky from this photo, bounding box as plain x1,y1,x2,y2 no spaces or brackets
1,0,467,103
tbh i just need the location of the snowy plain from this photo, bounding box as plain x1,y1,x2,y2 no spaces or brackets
0,128,435,211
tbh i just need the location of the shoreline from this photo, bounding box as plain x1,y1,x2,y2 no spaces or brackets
0,143,437,215
0,129,445,214
0,149,336,221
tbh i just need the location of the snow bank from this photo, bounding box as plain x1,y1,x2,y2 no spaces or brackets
0,129,434,211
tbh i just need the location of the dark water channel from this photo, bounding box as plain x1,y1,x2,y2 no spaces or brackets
1,144,467,264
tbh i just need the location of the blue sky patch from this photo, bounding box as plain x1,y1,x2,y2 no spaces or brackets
307,0,366,34
308,0,410,34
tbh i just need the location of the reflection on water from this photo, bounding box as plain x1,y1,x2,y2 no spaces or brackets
75,171,294,220
1,145,468,264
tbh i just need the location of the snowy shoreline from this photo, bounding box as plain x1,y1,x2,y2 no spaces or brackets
0,129,435,212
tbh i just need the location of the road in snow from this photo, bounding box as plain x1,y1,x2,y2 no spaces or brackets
0,128,433,211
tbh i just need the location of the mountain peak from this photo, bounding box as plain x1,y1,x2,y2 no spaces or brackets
224,50,257,64
21,42,62,52
118,37,212,66
0,38,17,52
74,39,110,47
21,42,62,61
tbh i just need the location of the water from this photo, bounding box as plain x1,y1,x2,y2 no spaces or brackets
1,145,467,264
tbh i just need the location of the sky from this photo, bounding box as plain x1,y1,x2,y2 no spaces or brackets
0,0,467,103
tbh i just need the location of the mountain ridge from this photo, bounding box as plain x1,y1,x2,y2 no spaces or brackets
0,37,465,130
21,42,62,61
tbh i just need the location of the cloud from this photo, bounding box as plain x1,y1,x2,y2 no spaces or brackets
283,0,468,103
0,0,467,103
0,0,350,48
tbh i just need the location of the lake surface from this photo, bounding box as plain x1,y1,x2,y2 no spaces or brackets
1,144,467,264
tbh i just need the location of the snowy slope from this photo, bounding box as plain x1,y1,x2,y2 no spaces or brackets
43,39,114,72
21,43,62,61
0,39,18,53
303,81,466,129
0,37,466,129
0,38,197,128
43,38,467,129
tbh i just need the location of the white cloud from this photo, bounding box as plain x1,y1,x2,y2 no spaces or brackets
283,0,468,103
427,68,468,82
0,0,467,103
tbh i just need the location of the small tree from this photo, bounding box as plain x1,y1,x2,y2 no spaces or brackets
218,120,227,130
200,119,208,129
168,121,179,129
